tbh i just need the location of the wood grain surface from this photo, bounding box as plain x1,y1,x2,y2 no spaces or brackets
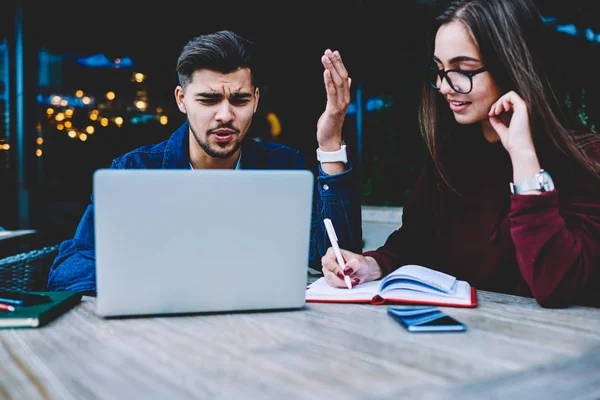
1,289,599,400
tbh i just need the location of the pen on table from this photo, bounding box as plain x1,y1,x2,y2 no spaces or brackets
0,302,16,312
323,218,353,290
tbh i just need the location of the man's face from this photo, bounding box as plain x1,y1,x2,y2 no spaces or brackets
175,68,259,159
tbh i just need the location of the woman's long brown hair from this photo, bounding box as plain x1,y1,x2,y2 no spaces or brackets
420,0,600,192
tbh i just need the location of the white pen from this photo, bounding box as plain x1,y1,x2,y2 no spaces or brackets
323,218,353,289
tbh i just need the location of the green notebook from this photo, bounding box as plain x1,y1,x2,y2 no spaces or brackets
0,291,82,328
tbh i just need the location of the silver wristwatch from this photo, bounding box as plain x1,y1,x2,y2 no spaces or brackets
510,169,555,195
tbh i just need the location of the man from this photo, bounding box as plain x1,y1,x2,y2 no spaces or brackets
47,30,362,293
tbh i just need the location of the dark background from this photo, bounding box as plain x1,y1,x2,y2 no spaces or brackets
0,0,598,244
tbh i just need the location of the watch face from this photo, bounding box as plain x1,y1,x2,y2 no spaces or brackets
539,171,555,191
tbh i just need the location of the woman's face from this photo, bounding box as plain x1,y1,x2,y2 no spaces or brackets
433,21,502,126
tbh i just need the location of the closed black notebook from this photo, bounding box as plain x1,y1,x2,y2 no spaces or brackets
0,291,82,328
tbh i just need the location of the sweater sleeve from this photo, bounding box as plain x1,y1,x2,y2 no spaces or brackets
362,162,437,276
509,176,600,308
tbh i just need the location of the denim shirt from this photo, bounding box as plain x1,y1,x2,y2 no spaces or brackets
47,122,363,293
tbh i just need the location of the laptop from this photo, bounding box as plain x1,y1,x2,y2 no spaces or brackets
93,169,314,317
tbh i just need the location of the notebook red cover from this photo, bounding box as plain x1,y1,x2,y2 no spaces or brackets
306,286,477,307
306,273,477,308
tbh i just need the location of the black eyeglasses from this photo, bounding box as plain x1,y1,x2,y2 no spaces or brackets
424,65,488,94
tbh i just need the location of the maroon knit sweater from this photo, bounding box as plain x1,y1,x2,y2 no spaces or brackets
364,135,600,308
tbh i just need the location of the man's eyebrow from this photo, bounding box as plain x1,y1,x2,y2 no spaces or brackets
432,55,481,64
195,92,222,99
229,92,253,99
194,92,252,99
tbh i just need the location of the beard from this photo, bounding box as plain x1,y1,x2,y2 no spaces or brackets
189,122,243,159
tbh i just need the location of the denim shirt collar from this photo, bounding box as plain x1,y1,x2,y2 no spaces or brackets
162,121,190,169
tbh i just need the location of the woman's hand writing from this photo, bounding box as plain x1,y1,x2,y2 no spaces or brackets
321,248,382,288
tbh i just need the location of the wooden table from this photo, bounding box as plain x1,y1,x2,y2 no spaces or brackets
1,289,599,399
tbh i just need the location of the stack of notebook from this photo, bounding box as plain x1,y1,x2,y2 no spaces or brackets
0,290,82,328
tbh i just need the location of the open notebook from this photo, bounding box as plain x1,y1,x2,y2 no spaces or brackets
306,264,477,307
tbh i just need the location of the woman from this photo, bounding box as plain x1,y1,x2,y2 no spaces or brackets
322,0,600,308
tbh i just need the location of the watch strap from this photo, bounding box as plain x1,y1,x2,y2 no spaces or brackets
316,144,348,163
510,169,554,194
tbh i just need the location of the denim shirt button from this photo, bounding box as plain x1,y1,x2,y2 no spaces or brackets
322,184,330,191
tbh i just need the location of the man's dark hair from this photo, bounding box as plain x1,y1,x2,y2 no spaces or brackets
176,30,257,89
